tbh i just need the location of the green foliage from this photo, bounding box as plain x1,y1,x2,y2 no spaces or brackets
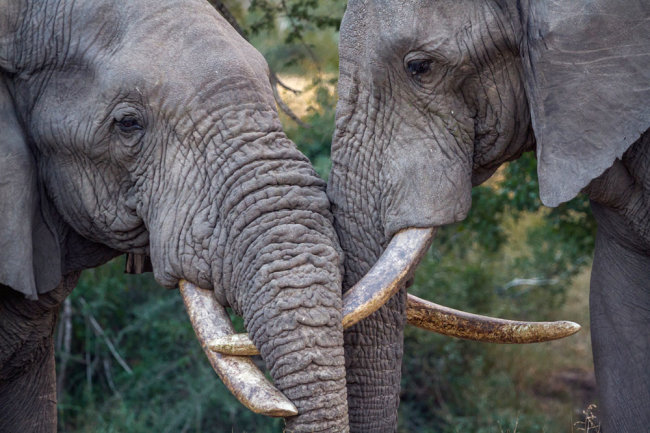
284,78,338,179
224,0,344,74
57,258,279,432
247,0,344,41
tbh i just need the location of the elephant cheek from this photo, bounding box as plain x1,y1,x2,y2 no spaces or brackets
382,153,472,238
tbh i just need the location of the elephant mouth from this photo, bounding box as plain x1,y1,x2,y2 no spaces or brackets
180,228,580,417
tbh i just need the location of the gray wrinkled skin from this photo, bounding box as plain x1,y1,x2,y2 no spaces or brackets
328,1,649,431
0,1,348,432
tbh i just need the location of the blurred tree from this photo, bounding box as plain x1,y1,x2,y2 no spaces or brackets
209,0,344,127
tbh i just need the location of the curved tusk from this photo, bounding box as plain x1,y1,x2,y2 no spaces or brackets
179,280,297,417
207,225,578,357
341,227,436,328
406,293,581,343
210,227,437,357
211,292,581,356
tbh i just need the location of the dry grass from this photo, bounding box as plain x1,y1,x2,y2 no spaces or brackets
574,404,601,433
489,212,599,430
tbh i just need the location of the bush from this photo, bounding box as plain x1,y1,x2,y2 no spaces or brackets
398,154,596,432
56,258,279,432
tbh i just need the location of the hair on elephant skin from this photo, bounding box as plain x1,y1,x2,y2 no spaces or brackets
0,1,349,432
328,0,649,431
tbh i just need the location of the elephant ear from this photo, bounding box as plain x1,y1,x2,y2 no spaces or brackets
520,0,650,207
0,76,63,299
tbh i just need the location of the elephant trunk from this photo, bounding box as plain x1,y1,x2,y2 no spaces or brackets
221,147,348,432
328,209,405,431
328,82,410,430
145,123,348,431
235,223,348,432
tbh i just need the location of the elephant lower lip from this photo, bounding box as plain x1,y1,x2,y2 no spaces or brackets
124,253,153,274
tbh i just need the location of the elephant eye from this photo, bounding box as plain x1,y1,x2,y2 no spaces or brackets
115,116,143,133
407,59,432,77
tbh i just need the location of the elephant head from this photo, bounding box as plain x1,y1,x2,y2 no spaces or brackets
328,0,649,431
0,1,350,431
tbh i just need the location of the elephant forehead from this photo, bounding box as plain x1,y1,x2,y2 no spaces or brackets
118,3,267,81
97,2,272,107
342,0,481,63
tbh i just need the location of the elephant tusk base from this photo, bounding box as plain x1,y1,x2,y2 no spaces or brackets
179,280,297,417
209,334,260,356
341,227,436,328
406,293,581,343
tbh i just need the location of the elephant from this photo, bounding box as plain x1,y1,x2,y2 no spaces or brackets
0,1,357,431
327,0,650,431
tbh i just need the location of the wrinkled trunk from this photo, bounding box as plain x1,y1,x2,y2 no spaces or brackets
145,111,348,431
328,211,404,432
236,221,348,432
328,85,405,431
223,161,348,432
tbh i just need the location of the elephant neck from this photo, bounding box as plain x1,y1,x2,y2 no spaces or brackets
587,129,650,253
0,272,80,433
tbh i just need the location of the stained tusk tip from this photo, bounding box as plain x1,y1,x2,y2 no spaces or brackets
558,321,581,334
208,334,260,356
406,293,582,344
178,279,296,417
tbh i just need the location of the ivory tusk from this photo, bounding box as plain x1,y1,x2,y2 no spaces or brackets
341,227,436,328
210,227,437,357
207,225,579,357
179,280,297,417
406,293,581,343
212,293,581,356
